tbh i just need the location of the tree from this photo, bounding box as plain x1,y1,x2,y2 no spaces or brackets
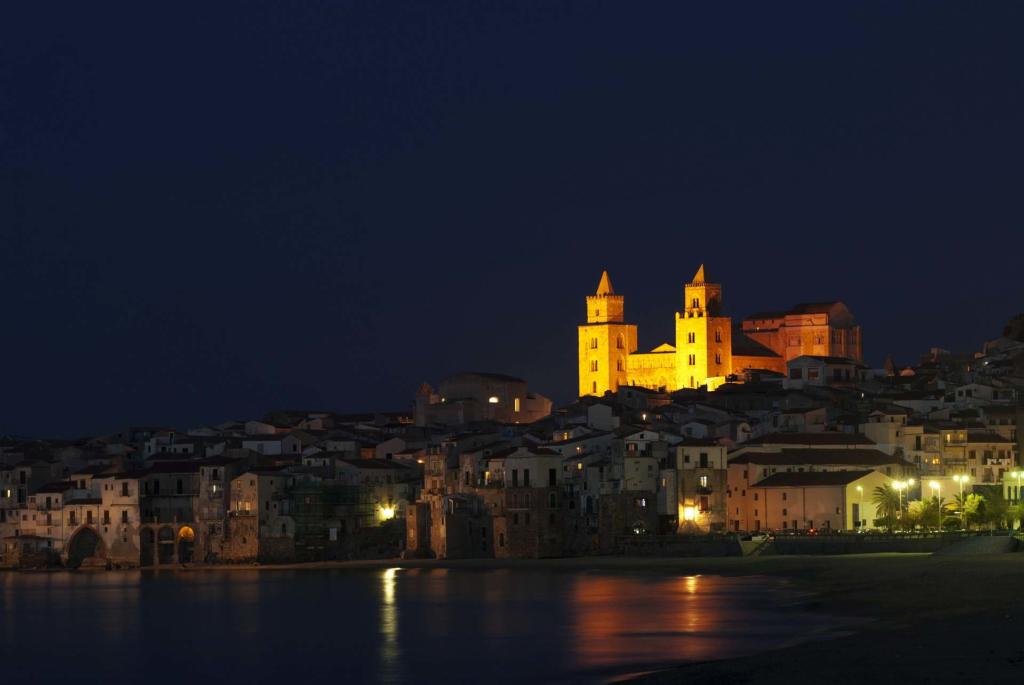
904,500,927,530
873,484,900,532
907,497,947,531
953,493,986,530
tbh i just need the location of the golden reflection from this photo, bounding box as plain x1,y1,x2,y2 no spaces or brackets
571,574,724,670
380,567,401,680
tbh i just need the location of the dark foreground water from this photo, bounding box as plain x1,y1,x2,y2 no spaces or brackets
0,567,845,683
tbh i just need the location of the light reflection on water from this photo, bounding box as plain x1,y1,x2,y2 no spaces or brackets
0,568,844,684
380,568,400,682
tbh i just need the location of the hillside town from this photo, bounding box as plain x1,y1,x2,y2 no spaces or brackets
2,302,1023,568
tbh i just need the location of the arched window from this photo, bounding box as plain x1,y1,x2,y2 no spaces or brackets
592,381,597,394
616,334,624,349
715,329,722,343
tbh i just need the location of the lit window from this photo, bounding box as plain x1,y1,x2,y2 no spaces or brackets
514,397,521,413
488,396,499,404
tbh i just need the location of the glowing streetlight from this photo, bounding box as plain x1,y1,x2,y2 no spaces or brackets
893,480,907,519
928,480,940,531
953,474,971,529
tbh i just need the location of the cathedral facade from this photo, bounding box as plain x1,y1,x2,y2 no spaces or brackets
577,266,862,396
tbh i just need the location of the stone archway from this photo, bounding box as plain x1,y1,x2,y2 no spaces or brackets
177,526,195,563
157,526,176,564
67,526,106,569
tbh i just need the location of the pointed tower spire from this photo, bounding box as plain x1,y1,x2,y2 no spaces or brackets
596,270,615,296
692,264,706,284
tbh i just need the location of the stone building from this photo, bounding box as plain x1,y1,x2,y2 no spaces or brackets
741,302,862,364
675,441,729,533
415,372,552,426
578,265,861,396
222,467,296,562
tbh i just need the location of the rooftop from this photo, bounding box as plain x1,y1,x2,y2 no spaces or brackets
743,433,876,447
753,470,875,488
730,448,900,467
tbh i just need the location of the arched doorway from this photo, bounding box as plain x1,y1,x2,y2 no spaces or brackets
140,528,156,566
67,527,105,569
157,526,176,564
177,526,195,563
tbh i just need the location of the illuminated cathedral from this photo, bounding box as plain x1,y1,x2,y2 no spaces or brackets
577,266,862,396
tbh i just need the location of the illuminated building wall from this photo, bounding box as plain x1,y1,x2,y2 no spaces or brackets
577,265,859,396
578,265,732,396
741,302,862,363
674,266,733,390
577,271,638,397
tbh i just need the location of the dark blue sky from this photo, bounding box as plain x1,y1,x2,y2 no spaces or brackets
2,2,1023,437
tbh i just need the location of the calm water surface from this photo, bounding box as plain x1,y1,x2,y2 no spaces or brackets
0,567,844,683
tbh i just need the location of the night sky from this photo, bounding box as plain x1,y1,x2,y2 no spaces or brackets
3,2,1023,437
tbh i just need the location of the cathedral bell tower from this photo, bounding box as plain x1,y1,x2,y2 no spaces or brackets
675,264,732,390
578,271,638,397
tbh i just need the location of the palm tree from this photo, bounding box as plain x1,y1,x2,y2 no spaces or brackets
931,496,950,531
873,484,900,532
952,493,986,530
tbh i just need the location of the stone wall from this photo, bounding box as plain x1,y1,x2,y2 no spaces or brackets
221,516,259,562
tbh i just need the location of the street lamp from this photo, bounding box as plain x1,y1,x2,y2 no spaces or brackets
928,480,940,531
893,480,906,519
953,474,971,529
